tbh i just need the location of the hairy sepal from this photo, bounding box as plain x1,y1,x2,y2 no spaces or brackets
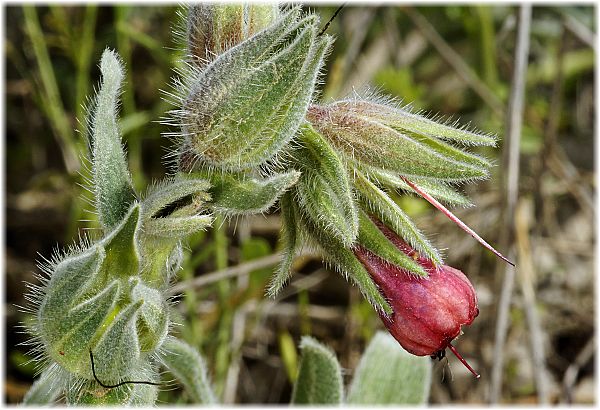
355,171,442,264
292,195,391,315
185,4,279,69
267,192,298,297
293,123,358,247
66,362,159,405
364,166,474,207
177,9,331,170
337,99,496,146
356,209,428,278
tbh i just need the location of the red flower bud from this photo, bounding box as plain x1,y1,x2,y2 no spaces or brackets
354,221,481,378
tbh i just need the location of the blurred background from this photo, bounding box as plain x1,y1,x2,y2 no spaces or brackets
4,4,595,405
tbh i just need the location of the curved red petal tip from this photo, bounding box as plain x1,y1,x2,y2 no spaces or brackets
448,343,480,379
401,177,515,267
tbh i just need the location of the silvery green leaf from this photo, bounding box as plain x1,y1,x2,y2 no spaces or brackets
291,336,343,405
89,49,136,229
294,123,358,247
347,332,431,405
160,336,217,404
356,209,428,277
355,171,442,264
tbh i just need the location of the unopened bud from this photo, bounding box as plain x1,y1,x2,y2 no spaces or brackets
177,8,332,171
186,4,279,68
354,220,480,377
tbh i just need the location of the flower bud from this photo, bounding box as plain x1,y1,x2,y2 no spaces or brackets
177,8,332,171
354,220,480,377
186,4,279,68
306,101,492,181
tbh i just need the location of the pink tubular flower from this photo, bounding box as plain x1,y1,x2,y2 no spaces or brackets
354,221,481,378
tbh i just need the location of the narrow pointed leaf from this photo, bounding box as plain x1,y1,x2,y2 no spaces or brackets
91,49,136,229
294,123,358,247
160,336,217,404
364,166,473,207
291,336,343,405
294,197,391,315
357,209,428,277
347,331,432,405
355,171,442,264
267,192,298,297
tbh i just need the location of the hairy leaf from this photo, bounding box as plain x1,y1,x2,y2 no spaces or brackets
291,336,343,405
90,49,136,229
160,337,217,404
347,332,431,405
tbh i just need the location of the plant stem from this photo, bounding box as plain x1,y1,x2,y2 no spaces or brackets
213,215,231,398
490,4,531,404
23,6,80,173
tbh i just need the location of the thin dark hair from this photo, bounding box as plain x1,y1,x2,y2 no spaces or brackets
317,4,346,36
89,349,161,389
